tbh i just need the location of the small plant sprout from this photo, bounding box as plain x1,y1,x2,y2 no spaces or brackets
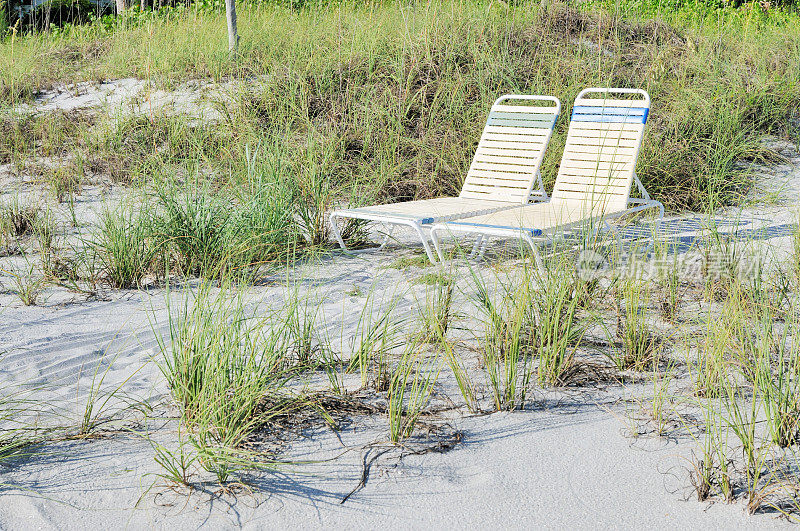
33,209,57,277
472,268,535,411
417,275,455,345
387,339,442,443
285,284,324,367
47,166,82,204
655,240,681,322
758,305,800,448
348,290,404,390
151,423,199,488
691,399,717,502
648,359,676,437
692,396,733,503
1,197,40,238
693,309,729,398
0,210,13,255
613,273,660,371
8,260,47,306
76,348,145,437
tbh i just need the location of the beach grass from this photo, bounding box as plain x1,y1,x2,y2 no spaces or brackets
153,281,302,483
1,0,798,230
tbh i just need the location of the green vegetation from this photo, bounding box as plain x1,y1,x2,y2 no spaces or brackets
1,0,798,227
155,282,302,483
613,273,660,371
90,200,160,288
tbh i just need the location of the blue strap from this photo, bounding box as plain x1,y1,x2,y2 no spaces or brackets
448,221,542,237
571,105,648,124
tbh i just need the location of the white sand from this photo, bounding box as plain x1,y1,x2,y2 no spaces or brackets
1,86,800,528
18,78,232,122
0,403,782,528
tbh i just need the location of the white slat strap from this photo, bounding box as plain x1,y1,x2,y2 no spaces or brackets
467,169,542,182
476,147,542,158
569,121,645,132
573,98,648,108
492,104,563,114
472,160,540,172
558,166,630,178
483,132,552,142
484,125,552,136
474,156,541,168
567,129,641,140
559,159,631,170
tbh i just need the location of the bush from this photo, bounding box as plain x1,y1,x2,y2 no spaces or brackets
24,0,109,31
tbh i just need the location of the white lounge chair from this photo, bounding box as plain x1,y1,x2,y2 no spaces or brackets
430,88,664,271
329,95,561,262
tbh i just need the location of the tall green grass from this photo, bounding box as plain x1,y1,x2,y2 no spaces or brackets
89,200,159,288
472,269,536,411
470,258,589,409
532,260,589,386
613,273,660,371
348,289,404,389
387,339,441,442
2,1,799,215
154,281,300,483
0,376,40,469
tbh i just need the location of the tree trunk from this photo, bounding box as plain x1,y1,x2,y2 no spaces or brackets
225,0,239,53
115,0,125,15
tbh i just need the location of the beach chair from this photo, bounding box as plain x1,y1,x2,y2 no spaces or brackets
329,95,561,262
429,88,664,271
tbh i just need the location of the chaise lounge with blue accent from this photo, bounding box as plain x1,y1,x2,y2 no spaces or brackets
328,94,561,262
429,88,664,271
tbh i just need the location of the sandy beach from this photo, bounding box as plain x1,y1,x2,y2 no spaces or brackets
3,3,800,525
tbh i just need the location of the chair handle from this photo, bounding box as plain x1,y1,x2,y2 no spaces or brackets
575,87,650,107
493,94,561,116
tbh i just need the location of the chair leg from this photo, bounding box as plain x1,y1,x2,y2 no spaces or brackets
654,202,664,238
469,235,484,259
430,226,446,262
476,237,490,260
648,202,665,258
522,233,545,276
330,214,394,256
531,170,549,202
329,212,349,251
331,214,437,262
408,222,438,263
375,226,395,251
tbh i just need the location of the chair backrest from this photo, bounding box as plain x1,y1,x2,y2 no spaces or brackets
460,95,560,204
551,88,649,214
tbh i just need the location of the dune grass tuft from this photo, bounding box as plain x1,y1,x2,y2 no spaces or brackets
154,281,302,484
89,200,159,289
